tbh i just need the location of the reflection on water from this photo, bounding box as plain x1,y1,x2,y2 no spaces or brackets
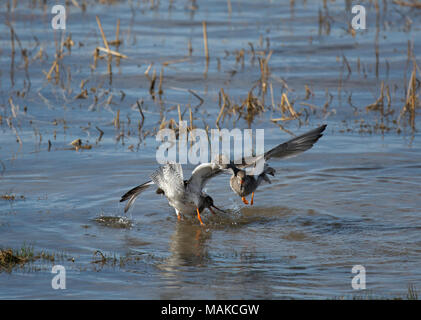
163,223,212,269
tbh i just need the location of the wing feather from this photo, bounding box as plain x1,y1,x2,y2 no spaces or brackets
188,162,225,191
150,163,184,200
119,180,154,213
236,124,327,168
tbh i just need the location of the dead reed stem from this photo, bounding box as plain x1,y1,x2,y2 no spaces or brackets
96,126,104,143
216,88,227,128
393,0,421,8
8,22,15,87
96,47,127,59
177,104,183,123
136,100,145,131
272,93,299,121
158,68,164,95
202,21,209,63
96,16,110,50
227,0,232,15
399,62,418,131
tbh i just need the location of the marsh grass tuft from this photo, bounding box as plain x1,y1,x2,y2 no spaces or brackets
0,248,32,271
70,138,92,151
1,194,25,201
0,245,64,273
407,283,419,300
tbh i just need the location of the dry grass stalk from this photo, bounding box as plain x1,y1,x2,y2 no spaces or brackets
144,63,153,77
248,42,256,65
54,59,60,84
7,21,15,87
162,58,190,66
270,82,275,109
300,102,319,113
75,89,88,99
96,16,110,50
63,35,74,52
94,16,127,79
323,89,334,114
202,21,209,63
149,69,157,98
366,81,385,115
111,18,122,65
399,63,419,131
93,48,99,69
270,121,296,136
158,68,164,95
96,126,104,143
189,105,194,131
188,39,193,56
243,90,265,127
9,97,18,118
188,89,204,110
70,138,92,151
272,93,299,121
342,54,352,77
393,0,421,8
7,117,22,147
114,109,120,129
71,0,81,9
45,60,57,80
385,84,392,113
304,85,314,100
216,88,227,128
177,104,183,123
258,50,272,96
136,100,145,131
96,47,127,59
234,49,245,68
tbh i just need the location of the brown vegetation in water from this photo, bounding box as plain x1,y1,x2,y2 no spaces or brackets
0,0,420,161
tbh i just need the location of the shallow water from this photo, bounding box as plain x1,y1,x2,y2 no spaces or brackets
0,0,421,299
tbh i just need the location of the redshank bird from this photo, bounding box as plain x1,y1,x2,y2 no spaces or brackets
120,162,227,225
225,124,327,205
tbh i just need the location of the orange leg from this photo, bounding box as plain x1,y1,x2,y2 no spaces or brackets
177,214,181,221
195,229,201,241
250,192,254,206
241,196,249,205
196,208,205,226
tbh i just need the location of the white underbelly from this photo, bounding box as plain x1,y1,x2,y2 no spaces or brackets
169,199,197,215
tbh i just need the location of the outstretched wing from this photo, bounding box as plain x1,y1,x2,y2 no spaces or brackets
263,124,327,160
120,180,154,213
188,162,226,191
150,163,185,200
236,124,327,168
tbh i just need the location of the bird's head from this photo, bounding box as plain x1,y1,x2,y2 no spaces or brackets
236,170,246,186
200,195,226,214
